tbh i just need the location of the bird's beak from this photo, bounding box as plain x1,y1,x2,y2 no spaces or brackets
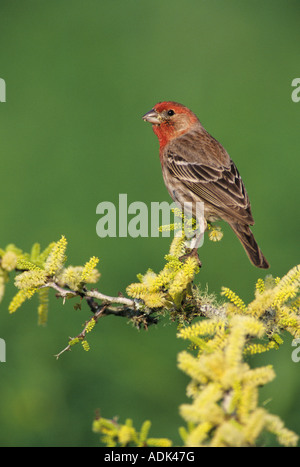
142,109,161,125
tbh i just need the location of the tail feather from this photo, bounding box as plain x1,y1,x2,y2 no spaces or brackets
229,223,269,269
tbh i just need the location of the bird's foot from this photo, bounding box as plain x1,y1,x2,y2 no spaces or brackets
179,248,202,267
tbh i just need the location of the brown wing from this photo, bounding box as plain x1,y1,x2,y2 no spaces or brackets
166,145,254,225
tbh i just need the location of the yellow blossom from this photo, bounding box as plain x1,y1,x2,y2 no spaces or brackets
81,340,90,351
85,318,96,333
1,251,18,272
118,424,137,445
14,269,47,290
255,278,265,295
9,288,37,313
44,235,67,276
81,256,100,283
208,225,223,242
221,287,247,311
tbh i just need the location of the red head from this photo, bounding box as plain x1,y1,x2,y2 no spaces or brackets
142,101,199,148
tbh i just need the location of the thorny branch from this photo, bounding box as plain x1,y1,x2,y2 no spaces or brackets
42,280,224,359
43,281,160,358
54,304,108,359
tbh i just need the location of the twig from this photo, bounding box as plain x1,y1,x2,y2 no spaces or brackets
54,304,108,359
41,279,160,358
41,281,76,303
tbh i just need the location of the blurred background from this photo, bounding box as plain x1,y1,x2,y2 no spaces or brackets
0,0,299,447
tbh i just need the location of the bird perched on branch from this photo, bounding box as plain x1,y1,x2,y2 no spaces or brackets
142,101,269,269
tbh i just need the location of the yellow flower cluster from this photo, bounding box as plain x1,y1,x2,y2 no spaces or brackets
207,224,224,242
1,250,18,272
80,256,99,282
222,266,300,340
126,235,200,309
8,287,37,314
57,263,100,292
177,315,298,447
85,318,96,333
221,287,247,311
92,417,172,447
81,340,90,352
0,244,24,304
15,269,47,289
8,238,69,316
3,236,101,325
44,235,68,276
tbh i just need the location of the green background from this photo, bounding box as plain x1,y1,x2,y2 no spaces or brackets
0,0,299,447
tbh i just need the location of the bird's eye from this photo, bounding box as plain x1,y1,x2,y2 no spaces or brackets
167,109,175,116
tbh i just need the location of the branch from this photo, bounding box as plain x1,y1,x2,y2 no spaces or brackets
41,281,76,302
43,282,135,308
83,292,159,327
86,289,135,307
54,304,108,359
42,281,159,358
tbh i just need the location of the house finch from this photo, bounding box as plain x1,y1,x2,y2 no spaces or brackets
142,101,269,269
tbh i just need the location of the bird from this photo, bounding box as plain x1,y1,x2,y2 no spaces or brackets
142,101,269,269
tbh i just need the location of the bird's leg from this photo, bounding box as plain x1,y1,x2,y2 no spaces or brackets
179,248,202,267
179,216,204,267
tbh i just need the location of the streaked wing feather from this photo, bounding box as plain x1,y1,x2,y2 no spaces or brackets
167,151,254,224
